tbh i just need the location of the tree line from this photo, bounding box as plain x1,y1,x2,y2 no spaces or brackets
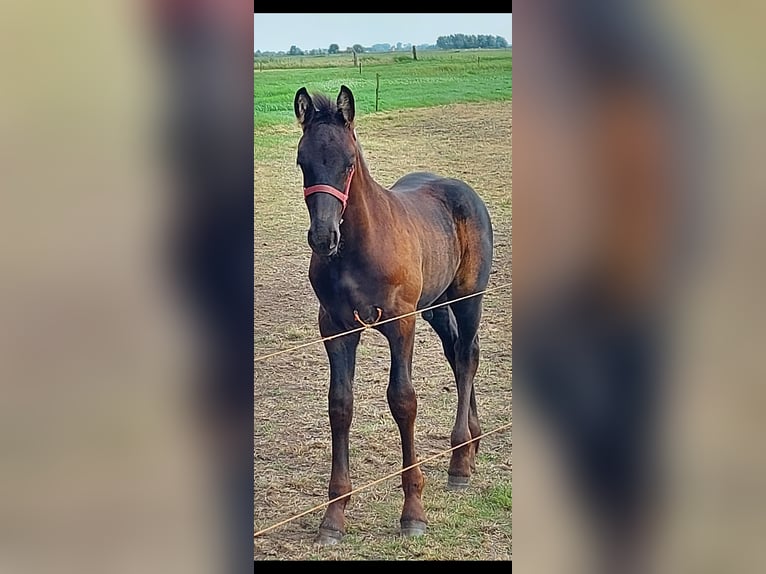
435,34,509,50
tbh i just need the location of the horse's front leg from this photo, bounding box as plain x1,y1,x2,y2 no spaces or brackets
379,315,428,537
315,307,361,546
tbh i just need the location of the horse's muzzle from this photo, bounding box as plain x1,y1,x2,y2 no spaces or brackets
307,227,339,257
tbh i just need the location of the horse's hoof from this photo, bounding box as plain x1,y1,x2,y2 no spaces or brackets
400,520,427,538
447,474,470,491
314,527,343,546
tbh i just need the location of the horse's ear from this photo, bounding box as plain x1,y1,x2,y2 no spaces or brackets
294,87,314,127
337,85,355,126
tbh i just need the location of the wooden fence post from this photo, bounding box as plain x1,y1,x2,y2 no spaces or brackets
375,73,380,111
359,60,362,74
412,46,417,60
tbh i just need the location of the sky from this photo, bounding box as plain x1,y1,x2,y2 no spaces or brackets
253,13,512,53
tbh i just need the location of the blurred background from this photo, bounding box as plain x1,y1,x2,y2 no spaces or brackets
0,1,253,572
514,0,766,572
0,0,764,571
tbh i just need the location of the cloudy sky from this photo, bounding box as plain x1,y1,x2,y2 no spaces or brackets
254,13,512,52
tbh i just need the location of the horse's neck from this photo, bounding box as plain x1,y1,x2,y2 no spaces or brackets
342,153,389,247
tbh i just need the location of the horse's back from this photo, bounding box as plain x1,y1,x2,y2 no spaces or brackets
392,172,490,220
391,171,492,234
390,171,444,193
391,171,494,293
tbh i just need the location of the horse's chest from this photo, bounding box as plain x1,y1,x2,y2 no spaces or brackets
310,263,396,329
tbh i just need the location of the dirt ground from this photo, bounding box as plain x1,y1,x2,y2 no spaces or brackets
254,101,512,560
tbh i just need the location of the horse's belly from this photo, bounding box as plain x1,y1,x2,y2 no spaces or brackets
415,229,462,306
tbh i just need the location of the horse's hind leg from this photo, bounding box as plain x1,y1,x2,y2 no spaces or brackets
425,305,481,472
446,295,484,489
423,305,458,375
469,385,481,462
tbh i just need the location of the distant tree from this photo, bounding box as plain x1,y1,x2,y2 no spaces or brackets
352,43,365,54
329,43,339,54
288,45,303,56
254,50,261,57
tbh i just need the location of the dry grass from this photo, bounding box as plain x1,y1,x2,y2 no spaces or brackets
254,102,512,560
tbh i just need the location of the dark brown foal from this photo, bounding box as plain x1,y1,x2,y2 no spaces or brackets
294,85,493,545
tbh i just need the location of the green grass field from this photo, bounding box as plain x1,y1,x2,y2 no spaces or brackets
254,49,512,128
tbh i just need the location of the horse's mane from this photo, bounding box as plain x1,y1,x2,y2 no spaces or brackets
311,93,341,124
308,91,365,160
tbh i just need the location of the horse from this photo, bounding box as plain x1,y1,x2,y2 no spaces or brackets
293,85,494,545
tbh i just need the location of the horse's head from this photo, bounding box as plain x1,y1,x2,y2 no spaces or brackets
294,85,357,257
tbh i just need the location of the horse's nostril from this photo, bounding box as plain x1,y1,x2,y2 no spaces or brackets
307,228,338,256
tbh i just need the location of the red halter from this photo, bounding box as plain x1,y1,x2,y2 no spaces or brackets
303,164,355,215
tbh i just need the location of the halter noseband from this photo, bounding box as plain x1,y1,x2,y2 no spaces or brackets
303,164,355,215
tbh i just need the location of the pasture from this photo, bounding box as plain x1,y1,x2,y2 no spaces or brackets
254,48,512,127
254,50,512,560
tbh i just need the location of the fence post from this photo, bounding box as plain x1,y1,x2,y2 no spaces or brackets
359,60,362,74
412,45,417,60
259,62,262,72
375,73,380,111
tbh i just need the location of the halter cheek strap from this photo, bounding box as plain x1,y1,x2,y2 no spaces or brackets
303,164,355,215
